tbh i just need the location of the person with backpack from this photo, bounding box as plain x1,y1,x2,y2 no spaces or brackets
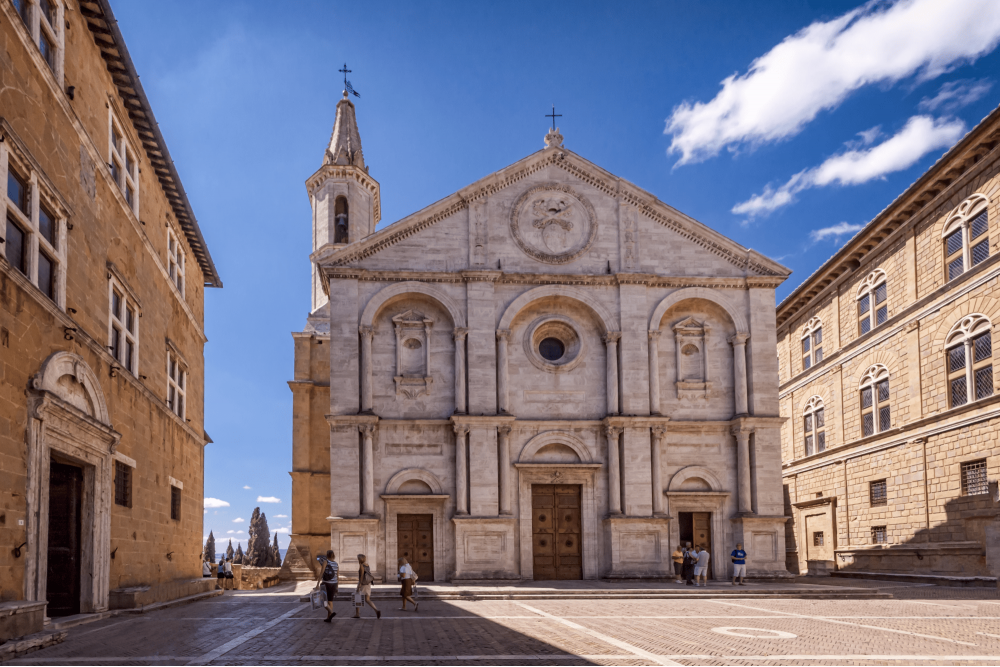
352,553,380,619
316,550,339,622
682,542,697,586
397,557,418,612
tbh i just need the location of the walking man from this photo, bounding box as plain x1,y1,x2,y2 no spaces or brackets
317,550,339,622
695,544,711,587
731,542,747,586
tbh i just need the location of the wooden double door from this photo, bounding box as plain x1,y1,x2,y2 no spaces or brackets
531,484,582,580
47,460,83,616
679,511,713,579
397,514,434,581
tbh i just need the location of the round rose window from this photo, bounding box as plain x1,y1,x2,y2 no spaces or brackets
538,337,565,361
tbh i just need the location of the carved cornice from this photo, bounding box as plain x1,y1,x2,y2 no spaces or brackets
461,270,503,282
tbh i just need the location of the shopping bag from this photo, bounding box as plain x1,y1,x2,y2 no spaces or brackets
352,592,365,607
310,587,327,609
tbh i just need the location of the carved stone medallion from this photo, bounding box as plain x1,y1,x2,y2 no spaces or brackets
510,184,597,264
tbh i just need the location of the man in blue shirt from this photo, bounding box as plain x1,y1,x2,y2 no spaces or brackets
731,542,747,585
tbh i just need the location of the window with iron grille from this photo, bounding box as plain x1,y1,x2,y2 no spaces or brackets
802,396,825,456
857,270,887,336
114,460,132,508
961,459,989,496
871,525,887,544
946,316,993,408
170,485,182,521
944,202,990,282
869,479,887,507
813,531,824,547
859,365,890,437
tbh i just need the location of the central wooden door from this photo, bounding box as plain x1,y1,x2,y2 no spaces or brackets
692,511,713,579
531,484,582,580
47,460,83,617
397,514,434,581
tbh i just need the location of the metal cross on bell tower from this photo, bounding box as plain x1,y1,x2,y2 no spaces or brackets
546,104,562,131
339,63,360,98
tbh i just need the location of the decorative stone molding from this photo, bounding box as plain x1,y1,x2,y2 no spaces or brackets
384,467,445,495
517,430,593,463
359,281,466,329
392,310,434,399
509,183,597,264
649,287,748,334
522,315,585,374
673,317,712,400
498,285,618,334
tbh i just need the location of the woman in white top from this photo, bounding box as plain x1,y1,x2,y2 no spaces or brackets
202,559,212,578
397,557,418,612
223,558,234,590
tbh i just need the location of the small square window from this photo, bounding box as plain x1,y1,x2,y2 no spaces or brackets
170,485,181,521
961,459,988,496
813,531,824,547
114,460,132,508
870,479,887,506
872,525,887,544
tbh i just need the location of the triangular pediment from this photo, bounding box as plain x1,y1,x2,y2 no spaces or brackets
313,144,789,279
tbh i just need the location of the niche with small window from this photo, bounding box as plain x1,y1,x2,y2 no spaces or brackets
393,310,433,398
673,316,711,399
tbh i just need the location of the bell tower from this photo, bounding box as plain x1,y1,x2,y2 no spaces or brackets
306,90,381,311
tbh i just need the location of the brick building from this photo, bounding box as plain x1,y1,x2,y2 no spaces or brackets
778,105,1000,581
0,0,221,632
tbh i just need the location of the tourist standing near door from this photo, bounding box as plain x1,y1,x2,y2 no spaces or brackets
671,545,684,583
682,543,697,586
695,545,711,587
731,543,747,586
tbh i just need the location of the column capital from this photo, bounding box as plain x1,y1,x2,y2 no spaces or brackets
730,425,753,439
647,329,661,340
729,333,750,346
359,324,374,338
359,423,377,436
497,425,512,437
651,425,667,438
453,424,470,436
496,329,512,342
603,424,623,439
603,331,622,345
453,327,469,341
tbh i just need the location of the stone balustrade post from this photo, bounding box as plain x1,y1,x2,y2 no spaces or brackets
454,424,469,515
732,426,753,514
359,325,374,413
498,425,512,515
647,330,661,415
730,333,750,416
605,425,623,515
604,332,622,416
359,424,376,515
496,330,511,414
454,328,468,414
651,425,666,515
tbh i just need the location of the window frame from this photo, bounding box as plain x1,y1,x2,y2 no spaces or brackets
871,525,888,545
167,227,185,296
108,110,140,216
108,275,140,375
1,138,68,308
800,317,823,371
960,459,988,497
9,0,65,85
167,349,187,420
943,194,990,283
114,459,133,508
170,484,182,521
869,479,887,507
856,269,888,336
802,395,826,457
859,364,891,438
945,314,994,408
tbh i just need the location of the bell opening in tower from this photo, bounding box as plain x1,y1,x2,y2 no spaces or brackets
334,196,349,243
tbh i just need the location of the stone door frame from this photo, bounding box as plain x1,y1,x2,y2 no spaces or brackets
380,495,449,582
26,353,119,614
514,463,601,580
665,491,730,580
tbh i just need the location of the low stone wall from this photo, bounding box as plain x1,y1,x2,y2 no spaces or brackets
0,601,45,642
109,577,215,610
239,567,282,590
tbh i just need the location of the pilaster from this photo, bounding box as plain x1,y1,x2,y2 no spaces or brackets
464,272,500,414
617,279,650,415
328,277,360,415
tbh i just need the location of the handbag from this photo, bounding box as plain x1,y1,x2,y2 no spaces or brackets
352,591,365,607
310,587,327,609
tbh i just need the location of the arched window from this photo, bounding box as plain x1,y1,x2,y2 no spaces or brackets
801,317,823,370
945,314,993,407
334,196,349,244
943,194,989,282
859,364,890,437
856,270,887,336
803,395,825,456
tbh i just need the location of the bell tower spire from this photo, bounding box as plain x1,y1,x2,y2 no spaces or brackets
305,79,381,312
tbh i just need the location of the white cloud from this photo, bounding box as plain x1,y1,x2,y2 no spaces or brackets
227,530,235,534
810,222,865,242
732,115,965,218
232,517,244,523
666,0,1000,164
918,78,993,112
274,527,290,534
243,485,252,490
257,496,281,503
203,498,230,508
236,530,245,534
275,514,288,518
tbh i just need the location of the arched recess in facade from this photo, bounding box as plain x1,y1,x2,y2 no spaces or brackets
517,430,593,463
496,285,621,415
26,352,119,613
357,281,469,413
647,286,751,416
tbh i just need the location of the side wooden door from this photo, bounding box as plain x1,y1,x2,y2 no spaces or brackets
692,512,712,579
397,514,434,581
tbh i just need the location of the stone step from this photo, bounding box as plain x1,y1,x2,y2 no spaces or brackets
300,588,889,601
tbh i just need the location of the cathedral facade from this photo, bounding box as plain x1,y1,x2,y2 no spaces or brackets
285,93,791,582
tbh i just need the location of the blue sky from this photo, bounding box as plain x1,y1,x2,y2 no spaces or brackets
110,0,1000,550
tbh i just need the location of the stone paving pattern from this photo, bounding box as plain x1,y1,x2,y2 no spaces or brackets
9,581,1000,665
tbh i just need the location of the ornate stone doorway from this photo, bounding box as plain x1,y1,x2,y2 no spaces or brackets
46,459,83,616
397,514,434,581
531,484,582,580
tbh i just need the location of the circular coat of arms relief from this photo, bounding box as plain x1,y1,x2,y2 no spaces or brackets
510,184,597,264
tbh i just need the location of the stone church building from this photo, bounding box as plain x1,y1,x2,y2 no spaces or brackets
285,92,792,582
